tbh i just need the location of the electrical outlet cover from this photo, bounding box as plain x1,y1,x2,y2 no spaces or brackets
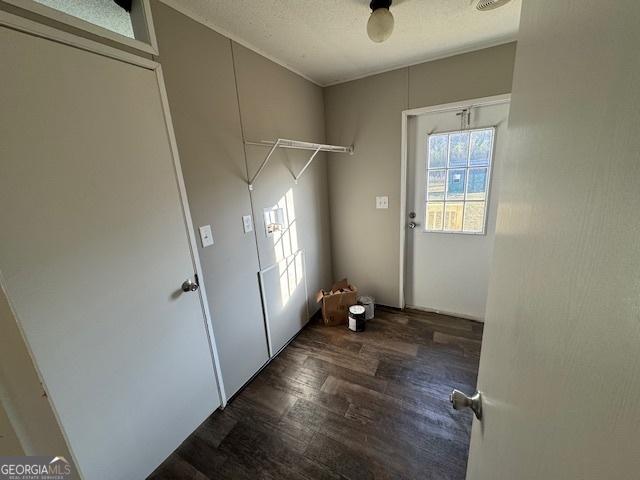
199,225,214,247
376,196,389,209
242,215,253,233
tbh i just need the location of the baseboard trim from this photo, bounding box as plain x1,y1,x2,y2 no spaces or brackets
404,304,484,323
223,307,317,406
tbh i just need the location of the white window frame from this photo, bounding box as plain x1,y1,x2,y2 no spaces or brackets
2,0,158,54
424,126,496,235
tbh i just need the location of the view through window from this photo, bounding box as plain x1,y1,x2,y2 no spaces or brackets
425,128,494,234
34,0,135,38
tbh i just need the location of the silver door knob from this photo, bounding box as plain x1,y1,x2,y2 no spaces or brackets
408,221,417,229
450,389,482,420
181,279,199,293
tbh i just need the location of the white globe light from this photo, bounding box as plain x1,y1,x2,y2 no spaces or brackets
367,8,394,43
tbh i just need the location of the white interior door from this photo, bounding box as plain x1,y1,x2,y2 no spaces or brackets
0,21,220,480
405,101,510,320
464,0,640,478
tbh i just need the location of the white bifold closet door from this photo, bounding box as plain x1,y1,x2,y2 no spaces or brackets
0,20,220,480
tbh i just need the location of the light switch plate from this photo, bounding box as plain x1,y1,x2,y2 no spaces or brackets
242,215,253,233
376,196,389,209
199,225,214,248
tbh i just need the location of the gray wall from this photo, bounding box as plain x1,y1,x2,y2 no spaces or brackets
151,1,269,397
232,43,333,304
324,43,517,307
151,2,332,395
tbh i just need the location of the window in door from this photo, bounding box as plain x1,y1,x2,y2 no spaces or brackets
425,128,494,234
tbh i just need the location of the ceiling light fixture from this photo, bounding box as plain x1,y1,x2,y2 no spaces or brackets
476,0,513,11
367,0,394,43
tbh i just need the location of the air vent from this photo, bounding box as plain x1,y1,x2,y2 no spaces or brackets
476,0,512,11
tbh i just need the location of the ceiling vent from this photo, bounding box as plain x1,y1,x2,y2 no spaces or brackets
476,0,512,11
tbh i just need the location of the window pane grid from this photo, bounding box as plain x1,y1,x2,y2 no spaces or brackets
426,169,446,201
425,128,494,234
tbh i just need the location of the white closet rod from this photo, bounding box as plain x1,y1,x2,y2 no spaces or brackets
245,138,354,190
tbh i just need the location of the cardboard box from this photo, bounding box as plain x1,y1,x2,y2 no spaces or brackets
316,279,358,326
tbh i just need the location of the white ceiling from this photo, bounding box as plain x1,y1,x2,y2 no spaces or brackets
160,0,522,86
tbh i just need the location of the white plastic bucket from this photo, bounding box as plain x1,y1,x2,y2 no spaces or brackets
359,296,375,320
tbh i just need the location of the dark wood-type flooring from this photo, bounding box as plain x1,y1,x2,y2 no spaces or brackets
148,307,483,480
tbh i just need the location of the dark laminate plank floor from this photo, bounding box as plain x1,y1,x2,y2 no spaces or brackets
148,307,483,480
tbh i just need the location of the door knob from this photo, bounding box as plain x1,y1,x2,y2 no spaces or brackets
181,279,199,293
408,221,418,229
450,389,482,420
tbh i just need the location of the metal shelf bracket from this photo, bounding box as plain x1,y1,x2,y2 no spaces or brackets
245,138,354,190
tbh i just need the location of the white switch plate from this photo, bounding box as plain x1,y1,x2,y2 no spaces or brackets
199,225,214,248
242,215,253,233
376,196,389,209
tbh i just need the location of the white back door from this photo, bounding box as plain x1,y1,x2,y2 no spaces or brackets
0,18,220,480
405,101,509,320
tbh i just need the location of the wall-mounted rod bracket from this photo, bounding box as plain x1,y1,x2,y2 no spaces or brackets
293,146,322,184
245,138,354,190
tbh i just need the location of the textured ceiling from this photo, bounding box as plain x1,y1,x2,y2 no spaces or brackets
160,0,522,86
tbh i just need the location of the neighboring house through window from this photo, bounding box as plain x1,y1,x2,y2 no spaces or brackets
425,128,495,234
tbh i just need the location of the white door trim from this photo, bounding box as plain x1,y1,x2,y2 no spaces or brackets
155,66,228,407
0,9,156,68
398,93,511,309
0,7,227,404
